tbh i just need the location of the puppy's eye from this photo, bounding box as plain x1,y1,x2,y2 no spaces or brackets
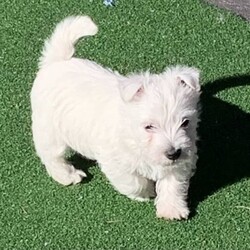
181,119,189,128
145,124,156,132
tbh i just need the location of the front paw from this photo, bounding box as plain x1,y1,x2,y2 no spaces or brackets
156,203,189,220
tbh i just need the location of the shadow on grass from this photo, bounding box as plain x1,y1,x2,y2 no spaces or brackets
189,75,250,215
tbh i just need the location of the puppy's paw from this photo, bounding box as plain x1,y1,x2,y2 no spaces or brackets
70,169,87,185
49,164,86,186
156,203,189,220
131,196,150,202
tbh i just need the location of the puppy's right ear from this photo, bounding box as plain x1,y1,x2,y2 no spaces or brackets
119,77,144,102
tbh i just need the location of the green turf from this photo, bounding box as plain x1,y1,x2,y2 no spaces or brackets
1,0,250,249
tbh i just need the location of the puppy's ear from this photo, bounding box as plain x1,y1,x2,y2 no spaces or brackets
119,77,144,102
177,67,200,92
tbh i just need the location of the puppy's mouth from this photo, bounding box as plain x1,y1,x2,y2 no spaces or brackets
168,158,182,165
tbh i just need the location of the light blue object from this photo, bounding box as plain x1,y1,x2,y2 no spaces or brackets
103,0,114,6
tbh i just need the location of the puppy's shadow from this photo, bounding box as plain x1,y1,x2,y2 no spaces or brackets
67,153,96,183
189,75,250,215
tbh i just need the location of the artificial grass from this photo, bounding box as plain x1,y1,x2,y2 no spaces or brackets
1,0,250,249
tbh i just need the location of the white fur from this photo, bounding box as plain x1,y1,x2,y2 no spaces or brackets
31,16,201,220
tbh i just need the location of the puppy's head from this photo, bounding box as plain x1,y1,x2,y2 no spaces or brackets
119,66,200,167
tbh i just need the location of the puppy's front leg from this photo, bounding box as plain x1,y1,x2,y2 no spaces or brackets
155,174,190,220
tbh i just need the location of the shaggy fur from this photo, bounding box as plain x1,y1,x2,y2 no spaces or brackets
31,16,201,220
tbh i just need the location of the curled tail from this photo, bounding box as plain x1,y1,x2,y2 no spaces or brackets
39,16,98,68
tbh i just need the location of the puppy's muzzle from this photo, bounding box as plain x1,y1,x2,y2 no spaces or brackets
166,148,182,160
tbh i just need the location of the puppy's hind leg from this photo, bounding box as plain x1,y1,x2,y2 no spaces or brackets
102,167,155,201
44,154,87,186
32,125,86,186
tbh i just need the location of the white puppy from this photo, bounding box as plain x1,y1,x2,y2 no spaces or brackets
31,16,201,220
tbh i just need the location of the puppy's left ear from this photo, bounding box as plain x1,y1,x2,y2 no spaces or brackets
177,67,200,92
119,76,144,102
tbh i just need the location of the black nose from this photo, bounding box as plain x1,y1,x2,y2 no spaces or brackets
166,149,182,160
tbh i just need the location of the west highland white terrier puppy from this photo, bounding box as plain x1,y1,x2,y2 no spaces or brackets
31,16,201,220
